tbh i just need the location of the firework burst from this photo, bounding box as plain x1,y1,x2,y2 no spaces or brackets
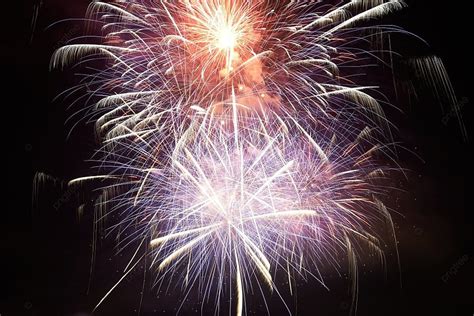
143,122,391,315
53,0,414,315
52,0,406,145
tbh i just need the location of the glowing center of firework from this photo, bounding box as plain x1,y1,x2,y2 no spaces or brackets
214,23,239,71
216,26,238,50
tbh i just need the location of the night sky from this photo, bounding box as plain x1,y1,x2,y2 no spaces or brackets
4,1,473,315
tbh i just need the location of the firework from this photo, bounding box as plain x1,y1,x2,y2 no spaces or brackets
144,121,390,315
52,0,406,145
53,0,412,315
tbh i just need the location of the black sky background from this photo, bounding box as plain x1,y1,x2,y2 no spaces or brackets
3,0,473,315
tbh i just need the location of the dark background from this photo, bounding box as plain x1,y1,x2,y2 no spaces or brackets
3,0,472,315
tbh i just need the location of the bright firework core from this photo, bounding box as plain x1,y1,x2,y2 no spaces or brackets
188,2,254,72
212,6,241,71
215,22,238,70
216,24,237,51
